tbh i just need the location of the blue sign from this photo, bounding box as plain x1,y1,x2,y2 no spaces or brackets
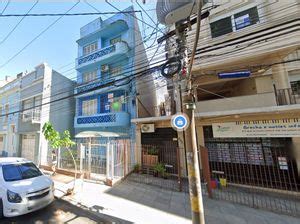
218,71,251,79
172,113,189,131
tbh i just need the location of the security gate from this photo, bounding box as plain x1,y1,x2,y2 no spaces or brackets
78,139,131,181
21,134,36,162
204,134,300,216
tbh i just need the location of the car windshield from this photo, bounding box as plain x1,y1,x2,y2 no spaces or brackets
2,162,42,182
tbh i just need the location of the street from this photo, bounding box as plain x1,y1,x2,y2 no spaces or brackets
2,199,107,224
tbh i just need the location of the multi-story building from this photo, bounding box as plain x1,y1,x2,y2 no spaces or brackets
0,74,22,157
133,0,300,193
18,63,75,165
74,6,154,183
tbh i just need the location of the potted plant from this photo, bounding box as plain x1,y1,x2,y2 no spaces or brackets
153,163,166,178
142,147,158,167
134,164,141,173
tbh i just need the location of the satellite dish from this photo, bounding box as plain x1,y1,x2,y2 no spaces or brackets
156,0,198,25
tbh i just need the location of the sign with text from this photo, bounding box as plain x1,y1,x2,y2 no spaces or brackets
212,118,300,138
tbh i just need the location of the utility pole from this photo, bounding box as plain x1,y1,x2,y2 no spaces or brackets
176,21,205,224
156,1,206,223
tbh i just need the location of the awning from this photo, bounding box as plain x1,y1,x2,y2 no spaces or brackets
75,131,121,138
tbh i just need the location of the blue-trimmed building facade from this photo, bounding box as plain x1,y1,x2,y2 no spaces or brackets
74,7,154,181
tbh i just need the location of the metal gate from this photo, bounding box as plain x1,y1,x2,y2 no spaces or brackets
21,134,36,162
204,136,300,216
76,138,131,181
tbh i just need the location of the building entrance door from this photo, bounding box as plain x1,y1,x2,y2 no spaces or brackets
21,134,36,161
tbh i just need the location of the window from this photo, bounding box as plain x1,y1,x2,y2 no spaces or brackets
2,162,42,182
210,6,259,38
34,96,42,108
82,70,97,83
22,98,33,110
4,104,9,123
234,7,259,30
210,17,233,38
110,36,122,45
291,81,300,95
82,99,97,116
0,105,2,121
110,66,122,77
83,42,98,56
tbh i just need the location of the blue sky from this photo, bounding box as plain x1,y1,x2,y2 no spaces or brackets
0,0,158,80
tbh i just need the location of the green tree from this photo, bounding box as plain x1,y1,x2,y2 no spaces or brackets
42,122,77,193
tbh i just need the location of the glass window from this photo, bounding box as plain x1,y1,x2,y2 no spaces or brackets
22,98,33,110
34,96,42,110
110,36,122,45
210,17,233,38
110,66,122,77
234,7,259,30
4,104,9,123
83,42,98,56
2,162,42,182
291,81,300,95
82,99,97,116
82,70,97,83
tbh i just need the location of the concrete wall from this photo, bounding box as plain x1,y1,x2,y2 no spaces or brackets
49,70,75,135
196,92,277,113
0,78,21,157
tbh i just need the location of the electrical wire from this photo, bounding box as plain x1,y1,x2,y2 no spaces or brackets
0,0,10,15
0,1,80,70
0,0,39,46
1,58,298,118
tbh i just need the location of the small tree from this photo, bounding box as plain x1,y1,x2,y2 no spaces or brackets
42,122,77,193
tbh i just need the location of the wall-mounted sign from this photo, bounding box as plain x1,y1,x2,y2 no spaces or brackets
212,118,300,138
278,157,288,170
218,71,251,79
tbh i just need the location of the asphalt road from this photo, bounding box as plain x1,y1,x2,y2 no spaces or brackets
2,199,107,224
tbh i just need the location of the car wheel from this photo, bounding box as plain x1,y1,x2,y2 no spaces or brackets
0,199,3,218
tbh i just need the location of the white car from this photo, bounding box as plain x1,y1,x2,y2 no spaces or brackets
0,157,54,218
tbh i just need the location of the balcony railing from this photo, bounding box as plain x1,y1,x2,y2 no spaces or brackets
74,111,130,128
22,109,41,123
275,88,300,105
76,41,129,70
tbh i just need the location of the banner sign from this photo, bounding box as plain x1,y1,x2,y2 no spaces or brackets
212,118,300,138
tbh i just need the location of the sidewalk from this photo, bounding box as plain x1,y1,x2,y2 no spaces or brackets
51,174,300,224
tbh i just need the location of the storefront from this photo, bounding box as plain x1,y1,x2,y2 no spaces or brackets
196,112,300,192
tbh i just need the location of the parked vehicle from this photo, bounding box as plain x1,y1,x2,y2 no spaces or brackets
0,157,54,218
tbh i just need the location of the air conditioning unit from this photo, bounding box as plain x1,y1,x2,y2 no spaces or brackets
101,65,109,73
141,124,155,133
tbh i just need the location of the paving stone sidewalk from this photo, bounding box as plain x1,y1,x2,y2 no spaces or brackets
55,176,300,224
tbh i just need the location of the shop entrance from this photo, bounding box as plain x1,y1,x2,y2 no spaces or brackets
203,126,300,216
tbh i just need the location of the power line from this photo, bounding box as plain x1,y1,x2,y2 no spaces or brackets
1,58,298,118
105,0,165,35
0,10,143,17
0,1,80,70
0,0,39,46
0,0,10,15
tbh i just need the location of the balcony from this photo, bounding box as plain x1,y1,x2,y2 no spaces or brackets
196,92,277,113
22,109,41,123
76,42,129,71
74,111,130,128
276,88,300,105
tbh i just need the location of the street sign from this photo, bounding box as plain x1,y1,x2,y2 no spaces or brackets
171,113,189,131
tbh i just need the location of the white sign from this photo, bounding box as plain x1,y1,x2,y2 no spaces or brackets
212,118,300,138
